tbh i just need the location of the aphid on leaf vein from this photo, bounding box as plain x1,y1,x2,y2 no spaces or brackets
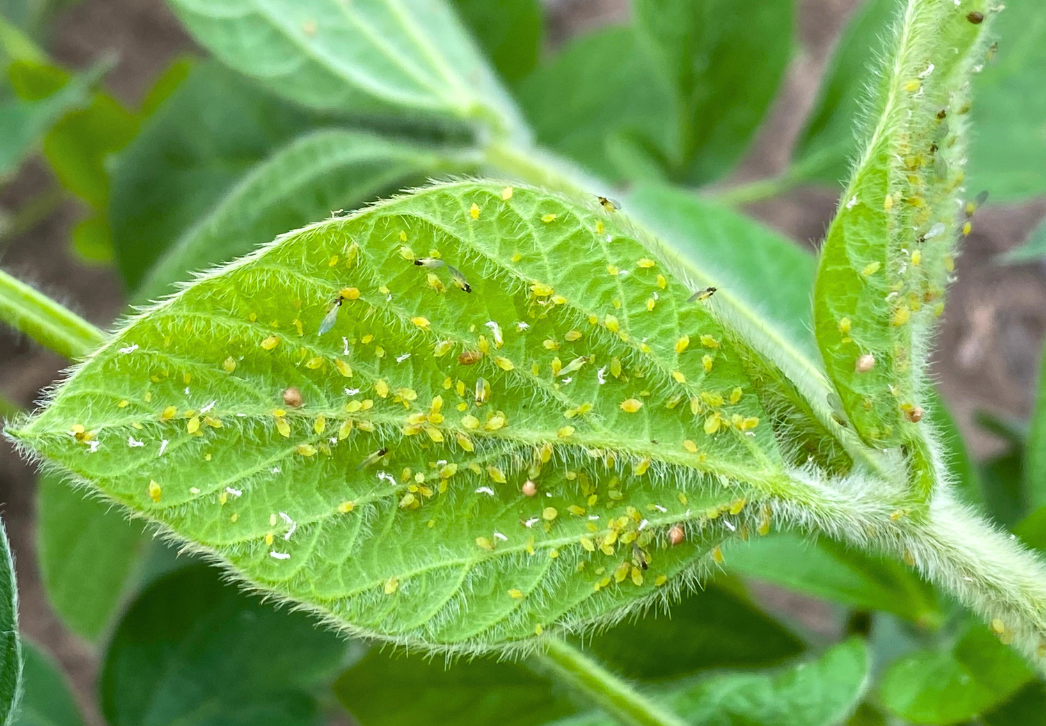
688,287,717,302
357,447,389,470
597,196,621,213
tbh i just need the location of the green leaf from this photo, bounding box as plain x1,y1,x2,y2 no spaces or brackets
451,0,543,85
800,0,1046,202
965,0,1046,201
983,448,1027,529
37,474,146,639
633,0,794,184
813,0,992,450
0,518,22,724
0,12,45,82
549,638,869,726
1026,335,1046,512
983,681,1046,726
878,623,1033,725
165,0,526,137
70,214,114,264
516,26,674,183
10,642,85,726
10,180,794,653
0,60,106,179
583,584,803,680
43,91,138,209
134,128,479,303
100,564,346,726
724,531,940,624
109,63,327,291
335,650,578,726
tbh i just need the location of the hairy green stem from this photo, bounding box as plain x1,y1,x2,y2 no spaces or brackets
533,639,687,726
0,267,104,359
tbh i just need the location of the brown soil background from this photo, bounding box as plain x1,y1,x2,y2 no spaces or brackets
1,0,1044,722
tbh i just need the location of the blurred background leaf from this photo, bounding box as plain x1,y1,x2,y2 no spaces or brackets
101,564,349,726
9,641,85,726
36,474,146,640
451,0,543,85
0,519,22,724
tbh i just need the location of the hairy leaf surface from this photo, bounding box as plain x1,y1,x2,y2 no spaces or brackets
11,181,791,652
814,0,992,449
0,519,21,724
165,0,527,138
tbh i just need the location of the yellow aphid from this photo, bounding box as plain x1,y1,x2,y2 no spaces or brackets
531,282,553,297
470,202,480,219
261,335,279,350
963,221,972,236
502,186,513,200
345,400,363,413
891,306,911,326
494,356,514,371
704,414,721,435
483,414,506,431
384,578,399,594
884,195,894,210
508,588,524,599
657,274,667,290
646,298,656,312
542,507,558,521
634,457,651,476
702,354,713,373
161,406,177,420
729,387,743,405
543,339,560,351
637,258,656,269
712,546,724,564
148,480,162,503
295,443,317,457
911,250,922,266
838,317,852,335
427,273,446,293
904,79,921,92
565,329,582,342
700,335,718,349
375,379,390,398
557,426,575,438
672,370,686,383
456,433,474,452
335,359,353,377
674,335,690,354
487,465,507,483
222,357,237,373
681,439,698,454
541,213,557,223
411,316,431,330
275,416,291,438
862,261,881,276
399,246,415,261
338,419,353,440
305,356,324,370
604,315,619,333
186,416,200,434
620,398,643,413
313,414,326,434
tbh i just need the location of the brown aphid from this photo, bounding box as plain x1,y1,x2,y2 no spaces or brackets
936,108,947,120
905,406,924,423
458,350,483,365
855,354,876,373
668,525,685,546
966,10,984,24
282,387,304,407
522,480,537,497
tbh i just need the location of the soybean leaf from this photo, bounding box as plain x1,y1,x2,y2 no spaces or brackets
516,26,674,183
878,622,1033,725
0,60,105,179
633,0,794,184
1026,336,1046,512
548,638,869,726
583,584,803,680
723,531,940,625
109,63,327,291
100,564,346,726
10,642,85,726
983,448,1028,529
37,474,146,640
334,651,578,726
165,0,526,138
0,519,22,724
135,128,479,303
451,0,543,85
813,1,991,449
965,0,1046,201
0,12,45,87
983,681,1046,726
9,181,793,652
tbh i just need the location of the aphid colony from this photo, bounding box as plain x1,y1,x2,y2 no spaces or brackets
72,187,770,601
833,8,994,437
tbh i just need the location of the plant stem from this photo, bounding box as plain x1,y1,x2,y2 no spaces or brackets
533,639,687,726
0,267,104,359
